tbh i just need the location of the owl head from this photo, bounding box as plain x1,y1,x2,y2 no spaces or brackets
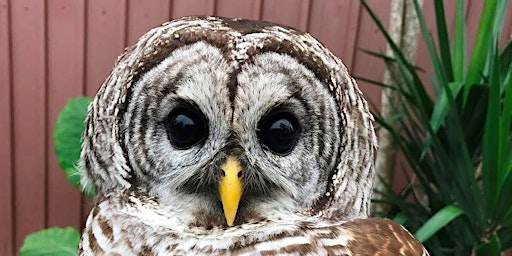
80,16,376,227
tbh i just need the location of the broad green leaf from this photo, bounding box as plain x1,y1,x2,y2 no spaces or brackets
54,97,91,190
414,205,464,243
20,227,80,256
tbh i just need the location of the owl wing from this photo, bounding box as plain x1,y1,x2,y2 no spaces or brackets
340,218,429,256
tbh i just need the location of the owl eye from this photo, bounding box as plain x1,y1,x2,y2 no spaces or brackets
165,107,208,149
258,112,301,155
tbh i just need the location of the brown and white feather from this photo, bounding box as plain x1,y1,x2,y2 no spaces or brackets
78,16,427,255
79,190,428,255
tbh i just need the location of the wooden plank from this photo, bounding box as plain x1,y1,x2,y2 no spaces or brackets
215,0,261,19
80,196,94,226
261,0,309,30
350,0,391,107
0,0,13,254
46,0,85,230
83,0,128,221
85,0,127,96
308,0,360,70
126,1,171,46
10,0,47,251
171,0,215,18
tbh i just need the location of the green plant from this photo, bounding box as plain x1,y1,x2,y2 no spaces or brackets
20,227,80,256
20,97,91,256
361,0,512,255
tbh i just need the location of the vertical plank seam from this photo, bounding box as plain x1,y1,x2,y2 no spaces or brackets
80,0,89,226
301,0,312,32
506,3,511,40
124,0,129,48
465,0,471,23
43,0,49,230
212,0,217,16
168,0,173,20
349,0,363,72
83,0,89,97
259,0,264,20
75,0,87,224
7,0,15,253
508,13,512,41
252,0,262,20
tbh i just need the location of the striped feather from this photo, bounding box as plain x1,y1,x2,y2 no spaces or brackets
78,16,427,256
79,190,428,255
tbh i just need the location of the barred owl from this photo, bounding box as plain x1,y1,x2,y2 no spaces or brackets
78,16,428,255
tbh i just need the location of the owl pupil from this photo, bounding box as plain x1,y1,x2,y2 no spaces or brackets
165,107,207,149
258,112,300,155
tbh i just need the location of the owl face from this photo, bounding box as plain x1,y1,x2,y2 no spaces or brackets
123,41,341,226
81,16,376,228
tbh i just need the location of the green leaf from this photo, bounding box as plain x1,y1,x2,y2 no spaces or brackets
475,232,501,256
452,0,467,82
422,81,463,157
412,0,449,92
482,43,501,215
464,0,499,102
54,96,91,191
414,205,464,243
433,0,453,81
20,227,80,256
363,0,512,253
500,40,512,82
499,65,512,183
499,226,512,249
393,212,407,225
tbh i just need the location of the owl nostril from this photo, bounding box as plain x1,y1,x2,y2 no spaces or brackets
237,170,243,178
220,170,226,177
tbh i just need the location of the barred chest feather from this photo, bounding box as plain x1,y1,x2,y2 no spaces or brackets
78,191,428,256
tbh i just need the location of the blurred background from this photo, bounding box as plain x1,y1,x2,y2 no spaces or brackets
1,0,511,255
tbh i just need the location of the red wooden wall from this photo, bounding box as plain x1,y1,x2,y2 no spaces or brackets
0,1,511,254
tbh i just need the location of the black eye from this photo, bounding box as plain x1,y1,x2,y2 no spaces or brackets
257,112,301,155
164,107,208,149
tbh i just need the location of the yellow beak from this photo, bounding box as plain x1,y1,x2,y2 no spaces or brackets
219,156,244,227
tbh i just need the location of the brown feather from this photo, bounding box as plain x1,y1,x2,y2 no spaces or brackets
344,218,428,256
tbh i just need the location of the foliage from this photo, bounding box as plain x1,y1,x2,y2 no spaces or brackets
54,96,94,196
20,227,80,256
21,97,91,254
362,0,512,255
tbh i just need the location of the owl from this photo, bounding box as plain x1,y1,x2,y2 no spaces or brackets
78,16,428,255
